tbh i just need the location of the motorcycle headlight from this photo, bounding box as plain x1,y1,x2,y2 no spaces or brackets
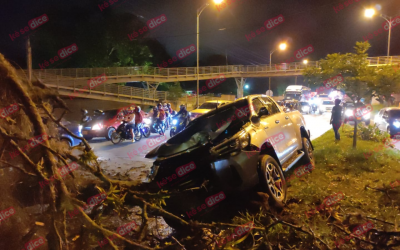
92,124,101,131
172,119,178,125
393,121,400,128
78,125,82,132
345,110,353,117
144,118,151,124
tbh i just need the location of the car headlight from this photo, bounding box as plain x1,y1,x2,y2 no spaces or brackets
363,113,370,119
78,125,82,132
144,118,151,124
172,119,178,125
92,124,101,131
393,121,400,128
239,132,250,148
345,110,353,117
302,106,310,111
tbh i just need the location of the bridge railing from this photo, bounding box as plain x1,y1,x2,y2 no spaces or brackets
31,56,400,81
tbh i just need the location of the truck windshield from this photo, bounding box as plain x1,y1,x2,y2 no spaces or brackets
285,92,301,100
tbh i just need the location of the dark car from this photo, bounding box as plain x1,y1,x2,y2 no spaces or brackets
81,109,122,140
374,107,400,138
59,121,83,147
343,102,371,125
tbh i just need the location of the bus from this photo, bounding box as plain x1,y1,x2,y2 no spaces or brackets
283,85,311,102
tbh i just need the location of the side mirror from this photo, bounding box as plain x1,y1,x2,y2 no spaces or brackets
251,115,260,124
258,107,269,117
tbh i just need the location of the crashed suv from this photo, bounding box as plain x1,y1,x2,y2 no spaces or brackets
146,95,314,222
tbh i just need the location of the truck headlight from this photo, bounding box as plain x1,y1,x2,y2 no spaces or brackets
345,110,353,117
144,118,151,124
92,124,101,131
172,119,178,125
239,132,250,148
393,121,400,128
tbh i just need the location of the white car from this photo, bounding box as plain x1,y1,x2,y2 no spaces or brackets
319,100,334,114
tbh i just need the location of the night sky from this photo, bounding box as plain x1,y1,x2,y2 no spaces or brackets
0,0,399,95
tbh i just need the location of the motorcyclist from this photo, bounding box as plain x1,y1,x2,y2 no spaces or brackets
156,103,166,134
174,104,190,127
163,103,170,129
134,106,143,130
167,103,173,114
81,109,91,123
122,106,135,142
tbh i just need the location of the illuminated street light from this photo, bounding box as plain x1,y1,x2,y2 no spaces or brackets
197,0,225,107
269,42,287,91
303,59,308,64
365,8,375,18
364,8,395,57
245,85,249,89
279,43,287,51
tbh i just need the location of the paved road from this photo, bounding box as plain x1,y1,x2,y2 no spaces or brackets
90,112,333,179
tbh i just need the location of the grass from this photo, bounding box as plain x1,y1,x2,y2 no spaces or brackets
283,124,400,249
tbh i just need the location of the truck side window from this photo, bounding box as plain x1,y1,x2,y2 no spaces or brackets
252,98,264,115
261,97,281,115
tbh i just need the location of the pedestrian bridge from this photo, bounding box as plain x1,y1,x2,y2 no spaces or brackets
21,56,400,105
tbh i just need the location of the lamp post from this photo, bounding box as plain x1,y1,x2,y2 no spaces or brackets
365,8,394,57
269,42,287,90
196,0,224,108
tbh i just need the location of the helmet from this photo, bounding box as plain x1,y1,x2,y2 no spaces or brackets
135,106,141,113
157,103,162,107
153,106,157,111
81,109,88,115
163,103,167,106
167,103,171,107
180,104,186,111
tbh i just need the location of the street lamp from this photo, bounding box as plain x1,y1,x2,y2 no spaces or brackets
303,59,308,65
365,8,394,57
245,84,249,89
196,0,224,108
269,42,287,90
270,42,287,70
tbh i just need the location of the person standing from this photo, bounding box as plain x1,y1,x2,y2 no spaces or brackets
330,99,342,141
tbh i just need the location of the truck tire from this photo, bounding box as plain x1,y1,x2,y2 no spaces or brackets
300,137,315,166
259,155,286,208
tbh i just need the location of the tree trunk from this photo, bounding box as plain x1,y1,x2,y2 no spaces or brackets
353,118,357,148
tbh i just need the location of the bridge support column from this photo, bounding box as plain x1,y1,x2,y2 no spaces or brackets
235,77,246,98
146,81,160,101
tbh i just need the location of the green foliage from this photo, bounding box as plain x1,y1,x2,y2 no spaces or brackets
353,123,390,142
303,42,375,101
370,65,400,106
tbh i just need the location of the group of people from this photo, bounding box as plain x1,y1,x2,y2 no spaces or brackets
119,103,190,140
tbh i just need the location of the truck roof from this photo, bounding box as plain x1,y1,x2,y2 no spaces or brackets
286,85,311,92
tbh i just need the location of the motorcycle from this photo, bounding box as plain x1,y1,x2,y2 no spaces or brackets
170,115,187,137
311,104,318,114
142,118,151,138
111,121,141,144
149,117,165,135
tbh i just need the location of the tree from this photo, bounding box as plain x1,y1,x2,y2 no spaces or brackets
303,42,377,148
370,66,400,106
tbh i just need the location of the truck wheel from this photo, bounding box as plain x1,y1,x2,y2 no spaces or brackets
259,155,286,208
300,137,315,166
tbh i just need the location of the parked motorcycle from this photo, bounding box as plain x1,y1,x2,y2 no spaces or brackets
111,121,141,144
170,115,187,137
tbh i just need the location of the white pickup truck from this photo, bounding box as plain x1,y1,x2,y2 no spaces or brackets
146,95,314,220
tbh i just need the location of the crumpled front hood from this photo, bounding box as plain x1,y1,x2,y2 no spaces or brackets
145,108,236,159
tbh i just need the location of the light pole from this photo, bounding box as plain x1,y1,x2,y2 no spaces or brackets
196,0,224,108
269,42,287,70
269,42,287,90
365,8,395,57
